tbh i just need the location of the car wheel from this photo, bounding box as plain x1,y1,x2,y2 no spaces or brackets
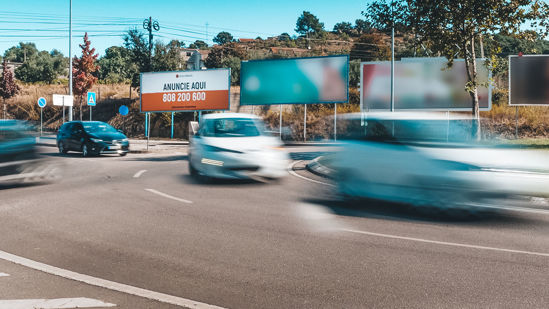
82,144,89,157
58,142,68,154
119,152,127,157
189,161,198,176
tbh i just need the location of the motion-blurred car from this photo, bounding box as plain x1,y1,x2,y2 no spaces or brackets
188,113,289,180
57,121,129,157
332,112,549,214
0,120,59,184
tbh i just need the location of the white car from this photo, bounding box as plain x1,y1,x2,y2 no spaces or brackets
332,112,549,214
188,113,289,180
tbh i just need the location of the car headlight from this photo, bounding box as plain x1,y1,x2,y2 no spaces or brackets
121,138,128,142
90,138,103,143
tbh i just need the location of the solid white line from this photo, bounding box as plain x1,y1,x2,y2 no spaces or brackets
341,228,549,258
133,169,147,178
0,297,115,309
0,250,225,309
469,203,549,216
0,272,9,277
287,161,334,187
145,188,193,204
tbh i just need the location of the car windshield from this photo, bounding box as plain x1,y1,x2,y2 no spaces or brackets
201,118,263,137
83,122,118,133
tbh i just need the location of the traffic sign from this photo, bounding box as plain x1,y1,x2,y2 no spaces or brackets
37,97,47,108
87,92,97,106
119,105,129,116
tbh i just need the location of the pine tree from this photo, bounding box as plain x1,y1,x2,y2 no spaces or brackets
73,33,99,120
0,59,20,119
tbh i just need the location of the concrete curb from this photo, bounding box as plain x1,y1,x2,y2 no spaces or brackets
306,156,336,179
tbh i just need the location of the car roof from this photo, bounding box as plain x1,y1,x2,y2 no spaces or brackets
201,112,260,120
341,112,475,121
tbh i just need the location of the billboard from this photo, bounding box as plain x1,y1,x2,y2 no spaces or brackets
361,58,491,111
240,55,349,105
509,55,549,106
140,68,230,112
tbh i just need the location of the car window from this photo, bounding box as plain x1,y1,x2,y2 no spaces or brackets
83,122,118,133
201,118,263,137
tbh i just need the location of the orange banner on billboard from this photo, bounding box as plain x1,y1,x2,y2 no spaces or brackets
140,69,230,112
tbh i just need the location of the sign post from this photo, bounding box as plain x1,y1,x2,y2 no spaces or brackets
37,97,47,136
87,92,96,121
119,105,129,135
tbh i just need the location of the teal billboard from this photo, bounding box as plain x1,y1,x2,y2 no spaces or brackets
240,55,349,105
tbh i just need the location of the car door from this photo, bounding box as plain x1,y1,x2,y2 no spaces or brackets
69,123,84,151
57,123,72,148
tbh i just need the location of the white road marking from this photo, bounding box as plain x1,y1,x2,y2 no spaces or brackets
145,188,193,204
133,169,147,178
341,228,549,258
0,297,115,309
0,250,224,309
287,161,334,187
0,272,9,277
469,203,549,216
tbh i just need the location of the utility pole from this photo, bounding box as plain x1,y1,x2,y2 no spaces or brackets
143,17,160,71
68,0,73,121
390,0,395,112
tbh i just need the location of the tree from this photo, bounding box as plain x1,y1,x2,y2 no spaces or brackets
350,33,390,61
153,40,184,71
97,46,134,83
72,33,99,120
0,59,20,119
222,56,241,85
14,50,66,84
189,40,208,49
213,31,235,45
3,42,39,63
278,33,291,41
124,29,149,87
354,19,371,35
333,22,354,35
295,11,325,37
363,0,549,139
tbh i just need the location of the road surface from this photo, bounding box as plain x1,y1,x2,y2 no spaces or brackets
1,146,548,308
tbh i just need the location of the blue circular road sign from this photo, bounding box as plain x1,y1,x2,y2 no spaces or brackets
37,97,47,108
119,105,129,116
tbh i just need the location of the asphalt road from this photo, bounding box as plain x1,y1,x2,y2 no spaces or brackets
1,146,549,308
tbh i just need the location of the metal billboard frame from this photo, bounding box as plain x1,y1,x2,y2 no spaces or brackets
139,68,231,113
360,58,493,112
508,54,549,106
239,54,350,106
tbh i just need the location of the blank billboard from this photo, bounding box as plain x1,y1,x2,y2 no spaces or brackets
509,55,549,106
240,55,349,105
361,58,491,111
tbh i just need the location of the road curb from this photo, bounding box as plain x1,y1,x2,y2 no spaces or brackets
306,156,335,179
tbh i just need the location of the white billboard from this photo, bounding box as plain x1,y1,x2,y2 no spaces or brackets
52,94,73,106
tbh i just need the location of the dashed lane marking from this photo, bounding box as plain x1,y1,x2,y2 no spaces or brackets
0,297,115,309
133,170,147,178
0,272,9,277
145,188,193,204
0,250,224,308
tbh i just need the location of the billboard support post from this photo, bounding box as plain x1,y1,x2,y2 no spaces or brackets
334,104,337,141
304,105,307,142
145,112,148,137
515,106,519,139
279,104,282,140
147,113,150,152
171,112,174,139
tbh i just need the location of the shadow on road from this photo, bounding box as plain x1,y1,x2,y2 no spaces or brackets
179,173,269,187
302,197,537,226
125,155,188,162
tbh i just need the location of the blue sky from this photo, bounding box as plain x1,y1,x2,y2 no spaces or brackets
0,0,366,58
